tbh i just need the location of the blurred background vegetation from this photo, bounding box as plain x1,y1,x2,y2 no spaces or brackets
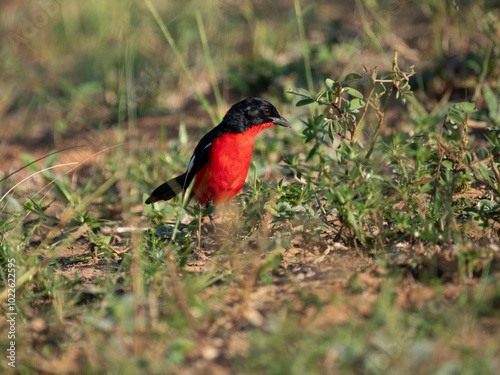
1,0,497,150
1,0,500,374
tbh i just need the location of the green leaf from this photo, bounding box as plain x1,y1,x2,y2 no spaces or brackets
441,159,454,170
328,121,335,142
288,88,312,98
54,120,67,133
345,98,365,112
478,148,490,160
381,71,395,79
451,102,477,113
156,224,181,239
313,114,327,124
474,163,493,184
202,204,215,217
306,145,319,161
343,87,364,99
44,151,59,168
482,86,498,118
192,203,201,215
326,91,334,102
296,98,315,107
464,151,472,164
315,90,327,101
19,153,38,173
87,231,99,242
343,73,364,84
53,178,72,203
325,78,335,89
448,111,463,125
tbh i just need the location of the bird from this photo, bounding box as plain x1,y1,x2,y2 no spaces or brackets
145,97,291,212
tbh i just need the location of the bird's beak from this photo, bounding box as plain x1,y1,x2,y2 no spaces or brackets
271,115,292,128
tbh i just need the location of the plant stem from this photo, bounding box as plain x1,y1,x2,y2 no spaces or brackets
294,0,314,94
352,72,376,143
143,0,217,125
365,51,398,160
196,11,224,121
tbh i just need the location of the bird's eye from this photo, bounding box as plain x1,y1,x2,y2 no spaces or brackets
263,107,271,116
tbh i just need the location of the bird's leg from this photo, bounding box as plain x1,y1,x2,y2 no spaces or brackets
197,204,202,249
205,198,216,230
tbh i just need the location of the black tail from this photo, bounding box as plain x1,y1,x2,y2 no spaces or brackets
145,174,186,204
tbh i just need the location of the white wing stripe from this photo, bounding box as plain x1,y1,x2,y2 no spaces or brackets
186,155,195,177
184,142,211,193
183,154,196,193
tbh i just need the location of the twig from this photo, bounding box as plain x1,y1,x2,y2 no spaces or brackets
365,51,398,160
345,68,377,179
452,151,500,173
436,138,459,164
433,142,446,201
490,158,500,190
351,71,376,142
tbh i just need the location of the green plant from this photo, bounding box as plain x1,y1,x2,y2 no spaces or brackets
287,51,499,249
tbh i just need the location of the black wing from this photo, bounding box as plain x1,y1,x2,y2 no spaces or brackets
146,126,223,204
182,128,221,192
